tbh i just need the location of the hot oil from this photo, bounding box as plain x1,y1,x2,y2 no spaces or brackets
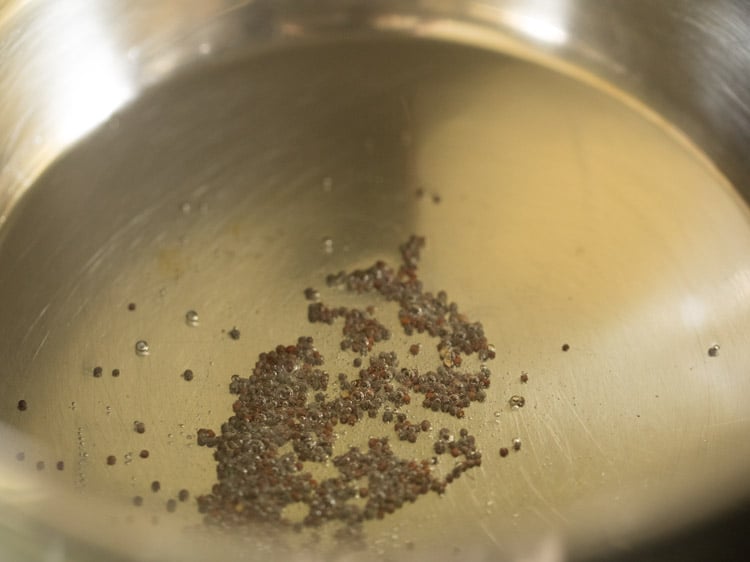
1,40,750,560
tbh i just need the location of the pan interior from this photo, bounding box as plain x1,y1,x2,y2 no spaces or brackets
1,39,750,560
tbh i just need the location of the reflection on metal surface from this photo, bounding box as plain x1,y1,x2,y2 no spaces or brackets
39,3,134,144
505,10,568,45
680,295,708,330
467,1,570,44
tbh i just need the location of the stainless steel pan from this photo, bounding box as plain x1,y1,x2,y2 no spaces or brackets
2,2,750,560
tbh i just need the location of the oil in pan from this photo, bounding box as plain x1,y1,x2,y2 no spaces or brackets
2,39,750,562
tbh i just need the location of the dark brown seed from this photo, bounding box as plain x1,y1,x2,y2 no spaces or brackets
432,194,441,204
151,480,161,492
229,327,241,340
16,452,25,461
520,373,528,383
17,399,27,411
128,302,136,311
409,344,421,356
112,369,120,377
420,420,431,432
139,449,149,459
499,447,509,458
562,343,570,351
36,461,45,470
134,421,146,434
166,499,177,513
353,358,362,368
178,489,189,502
133,496,143,507
182,369,194,381
56,461,64,471
93,366,103,378
106,455,116,466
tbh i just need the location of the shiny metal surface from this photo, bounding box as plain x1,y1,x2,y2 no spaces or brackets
1,1,750,561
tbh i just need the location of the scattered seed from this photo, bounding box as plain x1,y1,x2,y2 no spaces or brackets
111,368,120,377
182,369,194,381
509,395,526,408
36,461,45,471
106,455,116,466
56,461,64,471
499,448,509,458
134,421,146,434
228,327,240,340
17,399,27,411
708,344,720,357
166,499,177,513
178,489,190,502
139,450,150,459
93,366,103,378
135,340,150,356
561,343,570,352
432,194,441,204
151,481,161,492
512,438,522,451
409,344,421,356
304,288,320,301
133,496,143,507
520,372,528,383
127,302,136,311
186,310,200,327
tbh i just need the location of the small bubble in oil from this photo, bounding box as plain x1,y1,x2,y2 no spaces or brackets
322,237,334,254
708,344,720,357
322,177,333,192
180,202,192,214
105,406,112,415
135,340,150,356
509,395,525,409
186,310,200,327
